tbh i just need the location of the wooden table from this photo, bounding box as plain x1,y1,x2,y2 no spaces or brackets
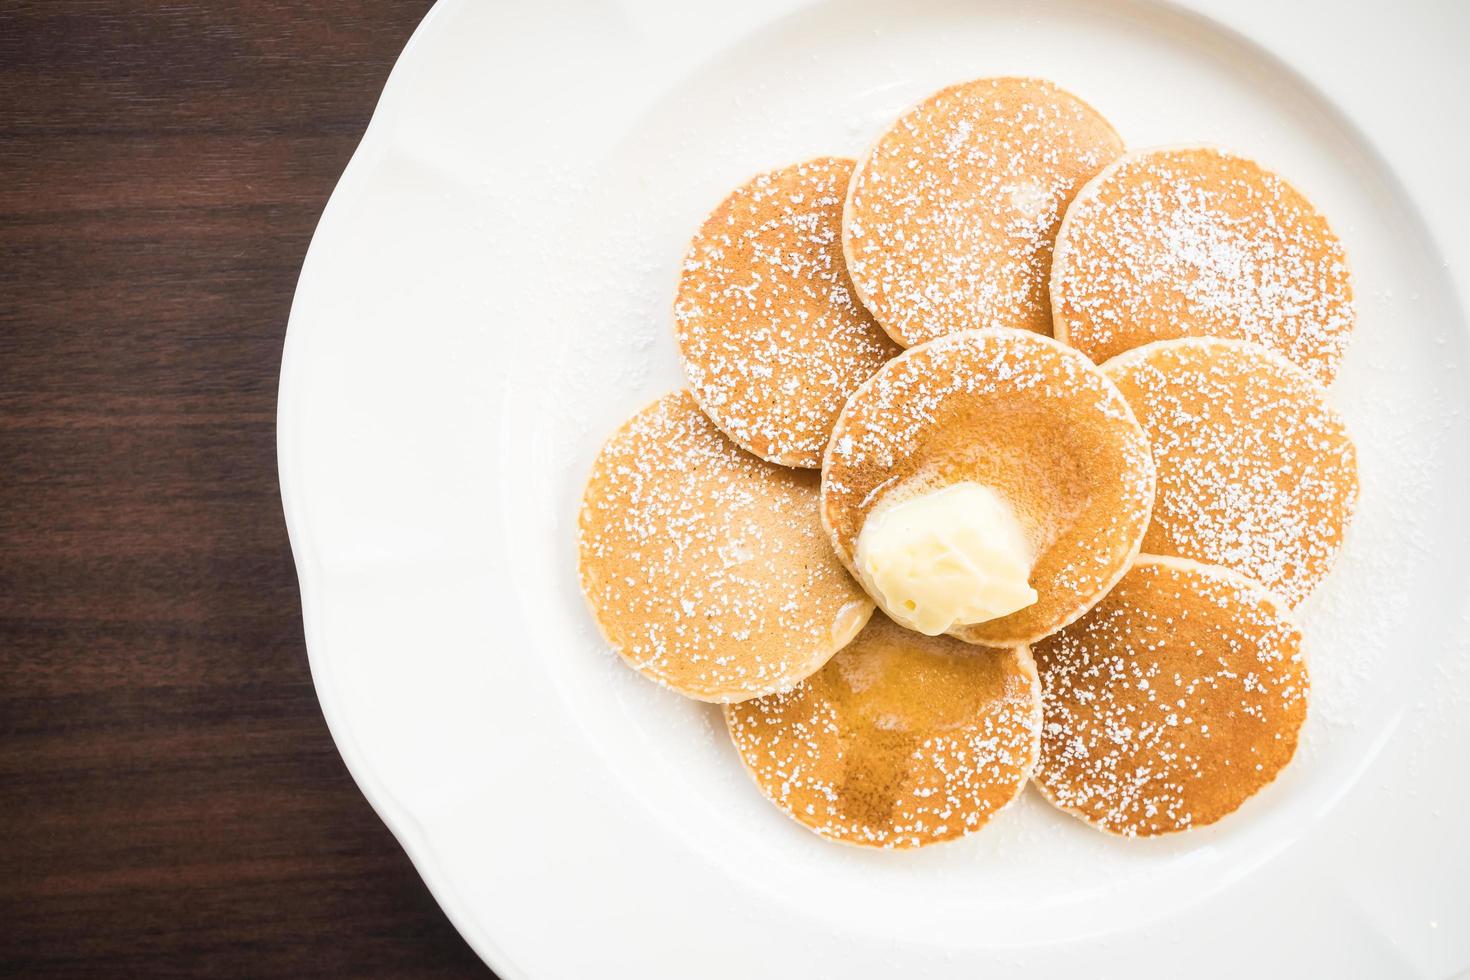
1,3,490,975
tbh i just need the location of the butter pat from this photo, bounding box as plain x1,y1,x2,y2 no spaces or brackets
855,482,1037,636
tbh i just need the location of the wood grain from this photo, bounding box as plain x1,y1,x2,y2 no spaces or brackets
0,2,491,975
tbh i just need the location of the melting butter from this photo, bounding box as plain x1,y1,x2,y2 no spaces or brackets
855,482,1037,635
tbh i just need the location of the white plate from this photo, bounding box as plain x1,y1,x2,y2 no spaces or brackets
278,1,1470,976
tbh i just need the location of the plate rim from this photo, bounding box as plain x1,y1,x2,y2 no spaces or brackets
275,2,530,975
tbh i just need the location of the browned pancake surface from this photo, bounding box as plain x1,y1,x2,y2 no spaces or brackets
821,328,1155,646
578,391,872,702
1033,556,1308,836
844,77,1123,347
1052,146,1353,384
676,158,901,468
726,613,1040,848
1104,339,1357,606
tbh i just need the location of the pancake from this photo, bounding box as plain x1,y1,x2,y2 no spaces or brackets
1033,556,1308,837
676,157,902,468
821,328,1155,646
578,391,873,702
1103,338,1358,607
1051,145,1353,385
725,613,1040,848
843,76,1123,347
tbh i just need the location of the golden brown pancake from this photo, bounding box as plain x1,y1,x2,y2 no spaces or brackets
821,328,1155,646
843,76,1123,347
578,391,873,702
676,157,902,468
725,612,1040,848
1033,556,1308,837
1103,338,1358,607
1051,146,1354,385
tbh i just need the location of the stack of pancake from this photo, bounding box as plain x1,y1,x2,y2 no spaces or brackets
578,78,1357,846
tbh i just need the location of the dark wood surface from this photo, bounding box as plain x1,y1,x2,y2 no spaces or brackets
0,3,491,975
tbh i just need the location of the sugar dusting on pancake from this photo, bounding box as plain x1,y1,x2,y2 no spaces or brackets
1051,145,1353,384
844,77,1123,346
726,613,1040,848
676,157,901,468
1033,556,1309,836
1104,338,1358,607
578,391,872,702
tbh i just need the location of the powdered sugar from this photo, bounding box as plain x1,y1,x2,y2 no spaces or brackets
676,157,900,467
1104,338,1357,607
1034,558,1308,837
578,392,870,702
727,616,1041,848
1052,146,1354,385
845,77,1123,345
